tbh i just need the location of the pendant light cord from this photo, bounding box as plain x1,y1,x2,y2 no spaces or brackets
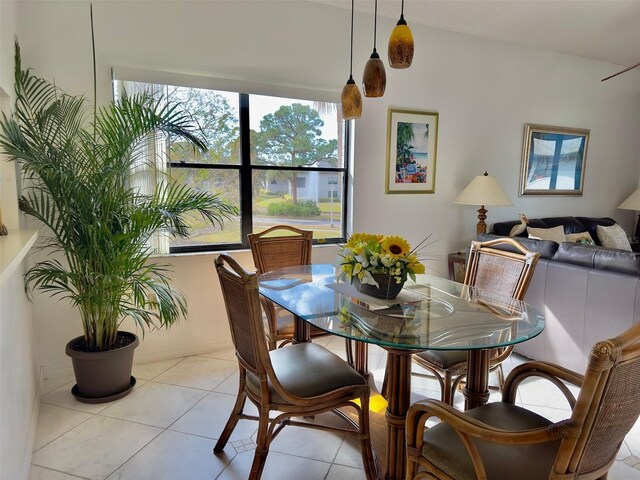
373,0,378,50
90,3,97,145
401,0,405,19
349,0,355,77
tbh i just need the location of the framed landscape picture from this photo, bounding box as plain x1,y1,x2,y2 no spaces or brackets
386,108,439,194
520,123,590,196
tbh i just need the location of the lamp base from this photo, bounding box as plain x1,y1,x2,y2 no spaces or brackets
476,206,488,236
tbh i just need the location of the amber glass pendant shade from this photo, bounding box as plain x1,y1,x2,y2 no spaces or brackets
388,17,414,68
363,49,386,97
341,77,363,119
342,0,362,118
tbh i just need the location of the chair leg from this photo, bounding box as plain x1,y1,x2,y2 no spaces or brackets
345,338,354,367
495,364,505,391
213,390,247,453
357,395,379,480
249,406,271,479
213,386,247,452
442,370,454,405
381,360,389,399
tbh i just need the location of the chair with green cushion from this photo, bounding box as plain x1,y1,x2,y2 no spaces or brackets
411,237,540,405
214,254,378,479
406,321,640,480
248,225,320,349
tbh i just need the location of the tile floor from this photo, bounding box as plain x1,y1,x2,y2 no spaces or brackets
30,335,640,479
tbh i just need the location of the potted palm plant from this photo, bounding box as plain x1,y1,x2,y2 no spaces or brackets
0,43,237,403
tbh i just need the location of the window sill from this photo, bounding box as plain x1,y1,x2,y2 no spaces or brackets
150,241,340,259
0,229,38,287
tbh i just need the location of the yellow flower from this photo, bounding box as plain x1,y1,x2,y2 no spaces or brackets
381,236,411,257
411,262,426,274
346,233,382,248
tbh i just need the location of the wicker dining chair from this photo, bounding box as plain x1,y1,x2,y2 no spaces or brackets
411,237,540,404
213,254,378,479
406,321,640,480
248,225,316,349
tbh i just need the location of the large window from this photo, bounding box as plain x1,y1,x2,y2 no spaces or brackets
114,75,349,253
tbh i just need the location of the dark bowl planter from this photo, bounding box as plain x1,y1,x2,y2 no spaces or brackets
354,274,406,300
65,331,139,403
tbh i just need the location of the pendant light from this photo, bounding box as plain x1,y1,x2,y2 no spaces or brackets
341,0,362,119
388,0,414,69
362,0,386,97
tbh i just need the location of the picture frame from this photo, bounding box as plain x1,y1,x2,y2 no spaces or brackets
385,108,438,194
520,123,590,196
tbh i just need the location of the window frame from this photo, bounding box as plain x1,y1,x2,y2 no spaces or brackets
166,92,351,253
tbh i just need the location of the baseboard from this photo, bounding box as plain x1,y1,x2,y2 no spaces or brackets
133,340,232,365
41,340,233,379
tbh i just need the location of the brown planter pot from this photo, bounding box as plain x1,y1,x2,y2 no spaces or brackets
65,331,139,404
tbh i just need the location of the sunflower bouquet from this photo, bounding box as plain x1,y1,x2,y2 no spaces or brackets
337,233,426,288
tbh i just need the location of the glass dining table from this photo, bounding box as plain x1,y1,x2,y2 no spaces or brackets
258,264,545,480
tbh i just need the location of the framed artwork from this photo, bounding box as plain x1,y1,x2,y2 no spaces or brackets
520,123,590,196
385,108,439,194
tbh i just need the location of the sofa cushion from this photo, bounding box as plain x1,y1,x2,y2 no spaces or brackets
493,216,616,246
527,225,566,243
597,224,632,251
478,233,559,260
553,242,640,276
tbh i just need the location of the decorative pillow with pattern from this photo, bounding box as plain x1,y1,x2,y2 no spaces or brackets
565,231,596,246
526,225,566,243
596,224,632,251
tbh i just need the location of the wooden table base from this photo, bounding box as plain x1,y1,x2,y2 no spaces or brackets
383,349,412,480
464,349,490,410
297,318,493,479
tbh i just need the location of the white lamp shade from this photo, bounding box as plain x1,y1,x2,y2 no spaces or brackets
454,173,512,206
618,188,640,210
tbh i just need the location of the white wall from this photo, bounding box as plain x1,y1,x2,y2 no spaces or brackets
12,1,640,375
0,2,40,479
0,267,38,480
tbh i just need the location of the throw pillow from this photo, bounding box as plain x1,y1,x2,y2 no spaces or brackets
596,224,632,251
526,225,566,243
565,231,596,246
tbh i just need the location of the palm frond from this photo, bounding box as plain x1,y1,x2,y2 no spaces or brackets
0,42,236,351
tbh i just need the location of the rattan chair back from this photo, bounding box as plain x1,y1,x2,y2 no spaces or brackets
556,322,640,476
464,237,540,301
215,254,267,376
248,225,312,274
248,225,314,349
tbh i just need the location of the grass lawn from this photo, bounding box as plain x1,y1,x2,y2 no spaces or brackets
318,202,342,214
172,220,342,247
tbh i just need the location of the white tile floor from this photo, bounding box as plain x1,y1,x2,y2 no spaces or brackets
30,336,640,479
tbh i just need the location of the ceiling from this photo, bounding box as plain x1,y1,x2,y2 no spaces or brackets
315,0,640,72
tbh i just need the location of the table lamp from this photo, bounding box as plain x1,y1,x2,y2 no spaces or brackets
617,188,640,252
454,172,512,235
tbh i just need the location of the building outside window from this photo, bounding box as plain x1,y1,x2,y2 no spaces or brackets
114,73,349,253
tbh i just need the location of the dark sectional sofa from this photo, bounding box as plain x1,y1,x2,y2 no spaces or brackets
481,216,640,373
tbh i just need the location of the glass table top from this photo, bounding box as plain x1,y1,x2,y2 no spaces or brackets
258,264,545,351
